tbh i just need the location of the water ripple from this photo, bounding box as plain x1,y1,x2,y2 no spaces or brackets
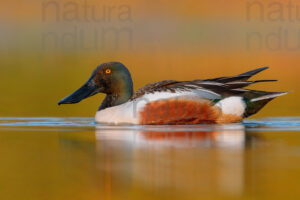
0,117,299,131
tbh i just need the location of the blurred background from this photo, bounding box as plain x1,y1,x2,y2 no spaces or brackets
0,0,298,117
1,1,300,200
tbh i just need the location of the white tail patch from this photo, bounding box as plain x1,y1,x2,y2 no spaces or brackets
250,92,289,102
216,96,246,117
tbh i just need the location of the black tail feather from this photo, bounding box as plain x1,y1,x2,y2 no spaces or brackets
244,90,289,117
204,66,270,83
238,66,269,77
225,79,277,89
253,79,277,83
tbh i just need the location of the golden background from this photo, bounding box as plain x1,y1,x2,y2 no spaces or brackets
0,0,298,117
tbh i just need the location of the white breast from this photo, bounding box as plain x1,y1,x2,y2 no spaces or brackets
95,101,138,124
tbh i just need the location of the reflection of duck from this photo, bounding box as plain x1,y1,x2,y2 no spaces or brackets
95,124,248,148
58,62,287,125
94,125,256,197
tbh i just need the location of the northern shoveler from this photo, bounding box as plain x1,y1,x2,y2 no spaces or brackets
58,62,288,125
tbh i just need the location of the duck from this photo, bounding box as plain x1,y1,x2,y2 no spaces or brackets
58,62,288,125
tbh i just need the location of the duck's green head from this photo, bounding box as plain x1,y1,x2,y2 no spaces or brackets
58,62,133,108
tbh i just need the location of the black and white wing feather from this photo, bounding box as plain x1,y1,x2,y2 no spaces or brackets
131,67,276,101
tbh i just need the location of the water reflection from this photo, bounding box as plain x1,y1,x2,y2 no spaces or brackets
1,118,299,199
95,124,249,148
92,125,258,197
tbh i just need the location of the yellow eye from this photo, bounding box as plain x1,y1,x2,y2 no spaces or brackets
105,69,111,74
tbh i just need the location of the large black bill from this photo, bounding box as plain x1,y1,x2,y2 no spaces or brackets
58,80,100,105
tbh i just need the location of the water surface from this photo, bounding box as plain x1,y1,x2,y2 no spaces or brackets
0,117,299,200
